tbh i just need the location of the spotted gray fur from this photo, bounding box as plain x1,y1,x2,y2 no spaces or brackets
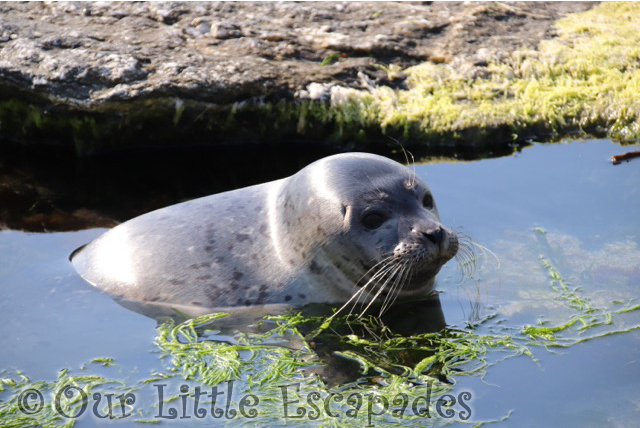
71,153,458,309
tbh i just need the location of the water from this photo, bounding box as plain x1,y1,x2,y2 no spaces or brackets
427,140,640,427
0,139,639,427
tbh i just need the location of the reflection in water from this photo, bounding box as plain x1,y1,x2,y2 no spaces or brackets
113,294,447,386
299,298,447,386
487,228,640,320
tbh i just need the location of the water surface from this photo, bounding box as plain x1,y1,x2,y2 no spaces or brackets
1,139,639,427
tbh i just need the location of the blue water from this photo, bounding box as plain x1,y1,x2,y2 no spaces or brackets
0,230,158,380
1,139,639,427
426,140,640,427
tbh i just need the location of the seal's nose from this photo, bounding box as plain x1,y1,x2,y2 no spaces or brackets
422,227,444,245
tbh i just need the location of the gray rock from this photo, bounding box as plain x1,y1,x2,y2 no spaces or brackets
0,1,596,154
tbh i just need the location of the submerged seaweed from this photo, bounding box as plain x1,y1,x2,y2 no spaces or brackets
3,226,637,428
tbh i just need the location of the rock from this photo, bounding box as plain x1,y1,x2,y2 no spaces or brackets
210,22,242,39
297,82,333,100
0,1,596,154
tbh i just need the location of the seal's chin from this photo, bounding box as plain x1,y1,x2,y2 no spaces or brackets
402,256,451,291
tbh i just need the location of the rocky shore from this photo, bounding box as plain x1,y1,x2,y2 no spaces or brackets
0,1,595,155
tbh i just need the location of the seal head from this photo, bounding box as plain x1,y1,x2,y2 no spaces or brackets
284,153,458,308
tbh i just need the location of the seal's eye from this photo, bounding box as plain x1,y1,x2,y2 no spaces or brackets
361,212,386,230
422,193,434,210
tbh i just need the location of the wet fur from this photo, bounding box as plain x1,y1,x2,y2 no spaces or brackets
72,153,459,310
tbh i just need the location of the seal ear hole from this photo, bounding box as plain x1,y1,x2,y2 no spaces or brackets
423,193,434,210
361,211,387,230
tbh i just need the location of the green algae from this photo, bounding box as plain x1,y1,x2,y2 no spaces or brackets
1,285,638,428
519,228,640,347
134,225,640,425
154,312,314,387
88,358,115,368
1,230,639,427
0,369,130,428
313,2,640,145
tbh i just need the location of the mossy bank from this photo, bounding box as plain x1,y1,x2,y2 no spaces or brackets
0,2,607,156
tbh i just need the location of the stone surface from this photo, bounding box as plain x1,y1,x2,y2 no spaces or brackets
0,1,595,154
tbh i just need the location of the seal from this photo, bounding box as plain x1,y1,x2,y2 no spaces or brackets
71,153,458,312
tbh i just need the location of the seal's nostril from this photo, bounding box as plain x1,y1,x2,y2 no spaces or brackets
423,227,444,245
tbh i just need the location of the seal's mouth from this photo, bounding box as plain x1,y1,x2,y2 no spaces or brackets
416,255,451,272
352,252,453,295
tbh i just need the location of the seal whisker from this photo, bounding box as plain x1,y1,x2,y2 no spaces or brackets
452,233,478,280
455,246,475,279
378,260,408,313
381,259,414,316
348,259,400,318
353,259,397,311
377,265,401,316
355,255,396,286
378,260,411,317
388,136,416,188
358,261,405,319
350,254,399,301
355,256,397,296
452,232,500,283
408,150,416,188
352,263,398,319
328,257,397,320
455,230,500,266
469,240,500,269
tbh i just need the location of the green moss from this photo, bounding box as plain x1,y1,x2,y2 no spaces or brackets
312,2,640,144
321,53,340,66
